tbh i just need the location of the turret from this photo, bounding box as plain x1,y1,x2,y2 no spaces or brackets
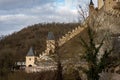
46,32,55,55
26,47,36,67
90,0,94,5
89,0,95,16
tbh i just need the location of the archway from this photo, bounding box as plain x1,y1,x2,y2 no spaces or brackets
28,65,32,67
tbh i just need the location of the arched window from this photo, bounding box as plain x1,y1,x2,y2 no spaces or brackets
28,65,32,67
29,58,31,61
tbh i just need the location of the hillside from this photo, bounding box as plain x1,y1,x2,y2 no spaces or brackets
0,23,80,60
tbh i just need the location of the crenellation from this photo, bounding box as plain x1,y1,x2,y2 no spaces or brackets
65,33,69,37
57,26,86,47
68,31,71,34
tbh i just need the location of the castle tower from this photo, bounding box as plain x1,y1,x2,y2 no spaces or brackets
89,0,94,16
46,32,55,55
26,47,36,67
98,0,104,9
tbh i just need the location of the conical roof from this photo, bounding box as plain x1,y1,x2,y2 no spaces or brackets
27,47,34,56
90,0,94,5
47,32,55,40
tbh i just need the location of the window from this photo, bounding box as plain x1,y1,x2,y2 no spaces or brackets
29,58,31,61
28,65,32,67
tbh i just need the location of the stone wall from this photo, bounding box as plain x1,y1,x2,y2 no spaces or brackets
58,26,85,46
38,25,86,60
25,66,56,73
94,8,120,34
106,9,120,17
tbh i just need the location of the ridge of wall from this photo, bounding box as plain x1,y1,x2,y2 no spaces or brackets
58,18,88,46
58,26,85,46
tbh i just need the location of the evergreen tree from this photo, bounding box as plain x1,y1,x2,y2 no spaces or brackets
55,42,63,80
79,26,113,80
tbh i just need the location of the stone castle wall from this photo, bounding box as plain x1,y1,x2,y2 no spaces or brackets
37,15,91,61
58,26,85,46
38,23,87,60
25,66,56,73
100,8,120,34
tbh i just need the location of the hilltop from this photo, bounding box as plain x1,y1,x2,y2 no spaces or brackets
0,23,81,60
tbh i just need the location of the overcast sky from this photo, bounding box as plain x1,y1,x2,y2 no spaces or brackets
0,0,97,35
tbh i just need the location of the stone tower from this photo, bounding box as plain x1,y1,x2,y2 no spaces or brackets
46,32,55,55
89,0,94,16
26,47,36,67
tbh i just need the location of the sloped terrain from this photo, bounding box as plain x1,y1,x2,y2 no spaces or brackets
0,23,80,60
59,27,88,60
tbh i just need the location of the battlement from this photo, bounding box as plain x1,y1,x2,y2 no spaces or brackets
37,26,86,61
58,26,85,46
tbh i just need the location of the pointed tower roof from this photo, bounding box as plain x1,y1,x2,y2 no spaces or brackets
90,0,94,5
47,32,55,40
27,47,34,56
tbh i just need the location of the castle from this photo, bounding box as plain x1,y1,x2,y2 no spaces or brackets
26,32,55,67
25,1,120,77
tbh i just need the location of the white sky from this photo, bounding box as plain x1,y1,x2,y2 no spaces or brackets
0,0,97,35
